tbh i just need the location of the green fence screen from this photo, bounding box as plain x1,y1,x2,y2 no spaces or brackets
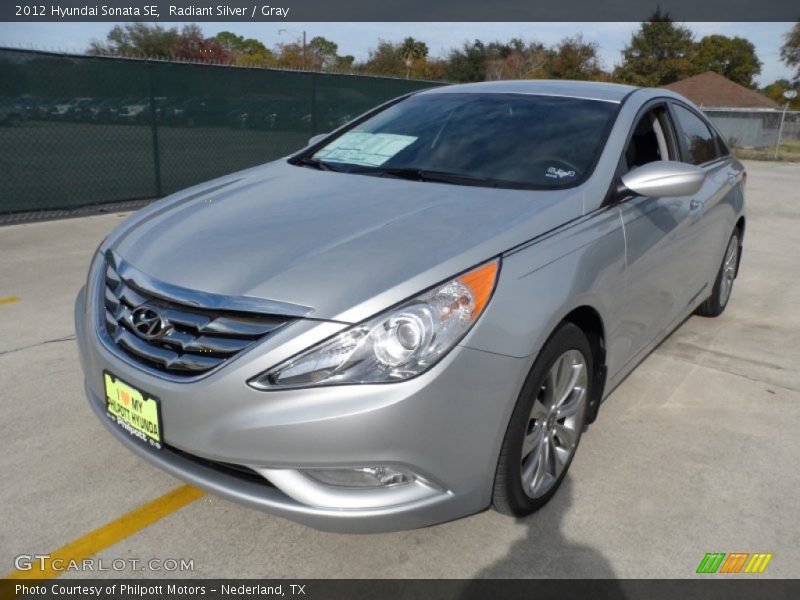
0,48,440,215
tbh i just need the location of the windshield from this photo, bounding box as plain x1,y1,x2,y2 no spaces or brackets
304,92,618,189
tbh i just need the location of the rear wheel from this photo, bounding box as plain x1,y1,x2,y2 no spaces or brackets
493,323,591,516
695,230,740,318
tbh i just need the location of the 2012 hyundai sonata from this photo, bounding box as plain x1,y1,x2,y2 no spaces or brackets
75,80,745,533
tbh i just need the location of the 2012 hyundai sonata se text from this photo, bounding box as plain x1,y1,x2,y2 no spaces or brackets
75,80,745,533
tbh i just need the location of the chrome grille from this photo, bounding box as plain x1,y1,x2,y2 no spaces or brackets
101,259,296,376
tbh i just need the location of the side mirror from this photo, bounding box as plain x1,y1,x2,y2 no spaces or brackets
620,160,706,198
308,133,328,147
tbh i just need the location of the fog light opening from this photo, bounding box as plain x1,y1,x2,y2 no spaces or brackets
302,466,414,488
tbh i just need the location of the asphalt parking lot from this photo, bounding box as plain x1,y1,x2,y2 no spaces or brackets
1,160,799,579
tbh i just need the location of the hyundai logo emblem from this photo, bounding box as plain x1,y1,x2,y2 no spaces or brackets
130,306,171,340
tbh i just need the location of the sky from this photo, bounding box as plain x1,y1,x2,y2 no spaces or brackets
0,21,795,85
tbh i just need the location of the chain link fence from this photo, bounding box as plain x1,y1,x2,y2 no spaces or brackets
3,49,796,218
0,48,441,216
703,108,800,161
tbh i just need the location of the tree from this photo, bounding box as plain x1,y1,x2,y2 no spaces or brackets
484,39,548,80
761,79,800,109
614,9,696,86
332,54,356,71
233,48,275,68
88,23,234,64
414,57,447,81
444,40,488,82
692,35,761,87
443,36,607,83
213,31,269,56
361,40,405,76
273,42,306,69
307,36,342,70
780,21,800,80
170,25,230,63
359,39,439,79
273,36,350,71
543,35,605,80
213,31,274,67
87,23,180,58
400,37,429,78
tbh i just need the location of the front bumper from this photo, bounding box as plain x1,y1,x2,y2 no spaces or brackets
75,284,530,533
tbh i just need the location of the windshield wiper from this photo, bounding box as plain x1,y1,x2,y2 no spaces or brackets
293,156,341,172
352,166,502,187
295,160,509,187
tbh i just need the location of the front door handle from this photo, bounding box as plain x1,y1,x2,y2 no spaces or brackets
689,198,702,212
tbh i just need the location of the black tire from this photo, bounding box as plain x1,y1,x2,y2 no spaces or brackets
492,322,592,517
695,230,740,318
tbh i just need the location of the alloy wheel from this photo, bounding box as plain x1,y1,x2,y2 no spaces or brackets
520,349,588,499
719,235,739,307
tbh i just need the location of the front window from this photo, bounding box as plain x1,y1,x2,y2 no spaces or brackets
624,107,674,171
298,92,619,189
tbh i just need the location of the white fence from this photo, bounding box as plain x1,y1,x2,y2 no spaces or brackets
703,107,800,150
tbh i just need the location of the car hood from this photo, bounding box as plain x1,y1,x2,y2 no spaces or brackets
110,160,584,323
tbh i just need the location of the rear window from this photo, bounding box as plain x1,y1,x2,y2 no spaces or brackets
308,92,619,189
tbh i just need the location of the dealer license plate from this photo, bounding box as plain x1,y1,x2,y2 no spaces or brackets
103,371,163,449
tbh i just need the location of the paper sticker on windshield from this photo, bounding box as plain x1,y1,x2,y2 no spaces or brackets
314,132,417,167
546,167,576,180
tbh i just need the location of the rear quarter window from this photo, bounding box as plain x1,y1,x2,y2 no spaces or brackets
672,104,722,165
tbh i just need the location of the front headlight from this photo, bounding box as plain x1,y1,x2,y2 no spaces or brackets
249,259,499,389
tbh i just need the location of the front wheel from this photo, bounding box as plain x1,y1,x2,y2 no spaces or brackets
695,230,740,318
492,323,592,516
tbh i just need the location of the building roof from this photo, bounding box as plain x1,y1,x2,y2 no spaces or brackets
663,71,780,109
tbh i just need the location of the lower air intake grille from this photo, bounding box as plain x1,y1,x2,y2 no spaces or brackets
101,259,295,376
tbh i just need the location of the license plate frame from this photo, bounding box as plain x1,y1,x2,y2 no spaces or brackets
103,371,163,450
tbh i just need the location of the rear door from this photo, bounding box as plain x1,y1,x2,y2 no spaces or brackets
669,102,740,291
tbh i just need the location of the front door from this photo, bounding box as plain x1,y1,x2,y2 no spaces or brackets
615,103,708,367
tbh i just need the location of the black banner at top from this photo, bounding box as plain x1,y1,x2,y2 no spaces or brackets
1,0,799,22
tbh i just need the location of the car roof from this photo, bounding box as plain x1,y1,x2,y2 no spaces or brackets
419,80,639,104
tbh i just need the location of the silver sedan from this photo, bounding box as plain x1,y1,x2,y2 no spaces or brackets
75,80,745,532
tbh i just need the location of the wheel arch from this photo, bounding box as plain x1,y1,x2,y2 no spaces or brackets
560,305,607,423
734,215,745,277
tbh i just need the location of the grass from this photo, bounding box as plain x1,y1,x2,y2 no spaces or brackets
734,139,800,162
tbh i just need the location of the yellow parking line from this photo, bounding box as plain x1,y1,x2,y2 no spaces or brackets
4,485,205,581
0,296,20,306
